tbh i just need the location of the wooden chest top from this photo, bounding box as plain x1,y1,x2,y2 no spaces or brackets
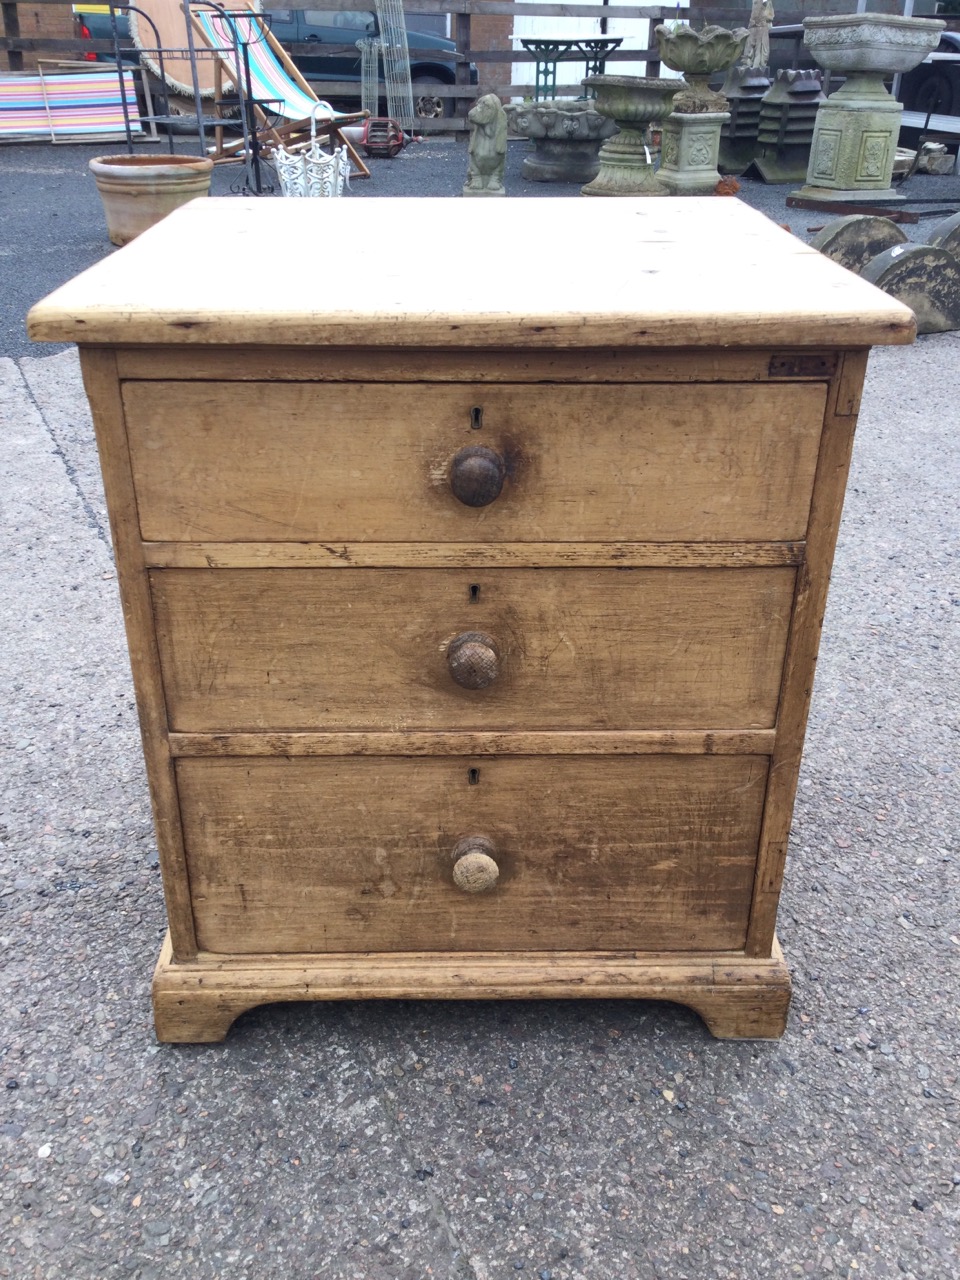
27,197,915,350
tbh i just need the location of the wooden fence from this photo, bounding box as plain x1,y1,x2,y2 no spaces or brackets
1,0,675,129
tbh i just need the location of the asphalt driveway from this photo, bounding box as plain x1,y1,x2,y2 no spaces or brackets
0,136,958,1279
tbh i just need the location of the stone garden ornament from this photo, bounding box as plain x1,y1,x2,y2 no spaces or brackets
743,0,775,72
811,211,960,335
580,76,684,197
504,100,616,183
797,13,944,204
654,22,748,114
717,5,775,176
463,94,508,197
654,23,748,196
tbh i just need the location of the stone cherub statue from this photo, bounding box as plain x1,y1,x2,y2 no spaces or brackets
742,0,775,71
463,93,508,197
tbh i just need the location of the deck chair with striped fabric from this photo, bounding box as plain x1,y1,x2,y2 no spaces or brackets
191,6,369,177
0,67,143,142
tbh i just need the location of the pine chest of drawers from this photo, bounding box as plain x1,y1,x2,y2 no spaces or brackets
28,197,914,1042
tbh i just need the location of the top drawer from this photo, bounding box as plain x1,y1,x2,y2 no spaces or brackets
122,380,827,544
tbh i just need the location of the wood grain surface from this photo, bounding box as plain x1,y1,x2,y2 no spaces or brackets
78,351,198,959
114,346,827,385
142,541,805,570
150,566,796,732
746,351,871,956
167,729,777,758
123,380,826,544
152,932,792,1043
26,198,916,348
175,754,769,955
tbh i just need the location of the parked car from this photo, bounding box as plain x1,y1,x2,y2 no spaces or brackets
73,5,475,119
263,9,472,118
898,31,960,116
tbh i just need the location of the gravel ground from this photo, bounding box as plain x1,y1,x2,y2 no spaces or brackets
1,134,959,1279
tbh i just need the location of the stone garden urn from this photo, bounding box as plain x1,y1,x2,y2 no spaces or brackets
505,100,617,183
796,13,945,203
580,75,684,197
654,23,748,112
654,23,748,196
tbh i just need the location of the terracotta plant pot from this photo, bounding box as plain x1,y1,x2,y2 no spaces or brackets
89,153,214,246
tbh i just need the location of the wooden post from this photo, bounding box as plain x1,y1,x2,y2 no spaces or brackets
2,3,23,71
455,10,472,125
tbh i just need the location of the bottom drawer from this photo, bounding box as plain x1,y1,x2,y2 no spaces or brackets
176,755,768,955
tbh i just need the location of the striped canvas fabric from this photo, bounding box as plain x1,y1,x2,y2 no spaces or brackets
193,10,340,123
0,70,143,139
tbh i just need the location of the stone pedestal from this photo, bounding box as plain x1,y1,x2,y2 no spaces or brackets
797,76,906,202
651,23,748,196
522,134,609,183
505,100,616,184
581,127,664,196
657,112,729,196
580,75,683,197
794,13,944,204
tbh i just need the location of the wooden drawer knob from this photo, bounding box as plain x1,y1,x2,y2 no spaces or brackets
447,631,500,689
449,445,506,508
451,835,499,894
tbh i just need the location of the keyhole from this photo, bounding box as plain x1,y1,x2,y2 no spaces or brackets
468,768,480,785
470,406,483,430
469,583,481,604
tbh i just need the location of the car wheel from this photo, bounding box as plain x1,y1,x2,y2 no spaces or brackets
413,75,447,120
904,69,955,117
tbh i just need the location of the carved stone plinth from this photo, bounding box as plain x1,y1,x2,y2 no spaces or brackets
657,111,729,196
799,83,904,201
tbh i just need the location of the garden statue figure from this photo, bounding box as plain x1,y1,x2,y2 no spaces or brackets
743,0,774,71
463,94,508,197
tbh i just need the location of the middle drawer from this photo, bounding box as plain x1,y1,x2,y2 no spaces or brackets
152,567,795,732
